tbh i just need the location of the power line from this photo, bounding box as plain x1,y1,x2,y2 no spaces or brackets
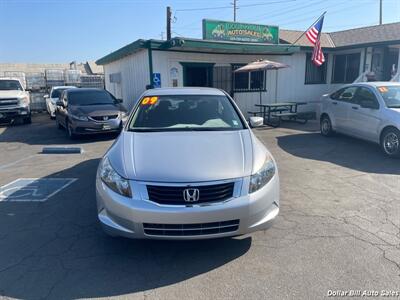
175,0,295,12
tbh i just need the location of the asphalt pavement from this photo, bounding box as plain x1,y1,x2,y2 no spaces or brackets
0,113,398,300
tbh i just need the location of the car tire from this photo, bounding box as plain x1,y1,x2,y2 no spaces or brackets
23,115,32,124
66,121,76,140
320,115,334,137
380,127,400,158
55,118,63,129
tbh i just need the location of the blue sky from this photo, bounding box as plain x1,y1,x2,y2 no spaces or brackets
0,0,399,63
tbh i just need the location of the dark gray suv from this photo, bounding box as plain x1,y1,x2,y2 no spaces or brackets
55,88,127,139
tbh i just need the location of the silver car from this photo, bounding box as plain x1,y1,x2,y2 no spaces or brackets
320,82,400,157
96,87,279,239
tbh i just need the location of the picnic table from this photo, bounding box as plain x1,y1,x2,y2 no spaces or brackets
248,102,308,127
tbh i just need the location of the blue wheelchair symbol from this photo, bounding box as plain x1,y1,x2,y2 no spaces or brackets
152,73,161,88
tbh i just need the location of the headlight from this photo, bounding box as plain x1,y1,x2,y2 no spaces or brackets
99,157,132,197
249,156,276,193
18,96,29,106
119,111,128,123
70,114,88,121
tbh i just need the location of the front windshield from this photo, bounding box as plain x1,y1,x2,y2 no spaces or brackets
51,88,68,98
0,80,22,91
377,86,400,108
128,95,245,132
68,90,114,106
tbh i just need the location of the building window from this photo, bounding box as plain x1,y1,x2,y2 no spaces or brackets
332,53,361,83
305,53,327,84
109,73,121,83
233,64,265,92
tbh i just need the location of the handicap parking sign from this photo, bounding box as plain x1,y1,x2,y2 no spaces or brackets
152,73,161,88
0,178,77,202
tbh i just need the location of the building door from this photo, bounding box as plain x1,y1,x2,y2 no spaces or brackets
213,66,232,95
181,63,214,87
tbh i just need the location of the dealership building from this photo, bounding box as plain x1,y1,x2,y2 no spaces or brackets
96,20,400,116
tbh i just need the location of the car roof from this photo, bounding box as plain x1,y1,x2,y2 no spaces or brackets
52,86,77,90
66,88,105,93
142,87,226,97
352,82,400,88
0,77,22,82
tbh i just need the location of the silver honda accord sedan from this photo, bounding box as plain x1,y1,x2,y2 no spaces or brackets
96,87,279,239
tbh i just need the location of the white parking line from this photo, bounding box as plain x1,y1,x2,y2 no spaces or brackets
0,155,37,171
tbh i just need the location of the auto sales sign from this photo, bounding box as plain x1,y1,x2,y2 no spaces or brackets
202,19,279,44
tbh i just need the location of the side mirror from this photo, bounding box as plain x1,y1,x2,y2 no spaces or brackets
56,100,64,107
249,116,264,128
116,98,123,104
44,94,49,99
360,100,378,109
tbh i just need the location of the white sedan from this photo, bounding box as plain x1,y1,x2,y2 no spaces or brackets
44,86,76,118
320,82,400,157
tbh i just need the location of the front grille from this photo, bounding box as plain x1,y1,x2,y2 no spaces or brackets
0,98,18,106
90,115,118,121
143,219,240,236
147,182,235,205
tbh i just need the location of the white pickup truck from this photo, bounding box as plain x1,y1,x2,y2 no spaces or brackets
0,77,31,124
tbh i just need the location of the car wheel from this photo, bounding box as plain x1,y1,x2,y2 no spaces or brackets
55,118,63,129
66,121,76,139
23,115,32,124
320,115,334,137
381,128,400,157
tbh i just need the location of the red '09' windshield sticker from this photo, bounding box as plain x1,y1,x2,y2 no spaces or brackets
141,97,158,105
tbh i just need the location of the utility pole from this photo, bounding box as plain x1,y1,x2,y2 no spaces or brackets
379,0,383,25
166,6,172,40
233,0,237,22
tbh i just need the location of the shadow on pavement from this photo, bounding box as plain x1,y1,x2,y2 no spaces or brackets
277,132,400,175
0,113,118,146
0,159,251,299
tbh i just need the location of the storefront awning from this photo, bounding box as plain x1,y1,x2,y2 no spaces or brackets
97,38,300,65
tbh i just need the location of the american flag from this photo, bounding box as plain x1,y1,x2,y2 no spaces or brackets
306,16,325,66
311,39,325,66
306,16,324,45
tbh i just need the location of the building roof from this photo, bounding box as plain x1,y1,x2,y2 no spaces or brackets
279,29,335,48
280,22,400,49
84,61,104,74
96,38,300,65
329,22,400,48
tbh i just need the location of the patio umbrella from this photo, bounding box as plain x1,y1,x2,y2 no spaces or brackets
234,59,290,106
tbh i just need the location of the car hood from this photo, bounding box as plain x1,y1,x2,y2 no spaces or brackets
0,90,27,98
108,130,254,182
70,104,125,117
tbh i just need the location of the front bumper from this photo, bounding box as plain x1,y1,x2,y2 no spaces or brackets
0,106,30,120
96,175,280,240
71,118,122,135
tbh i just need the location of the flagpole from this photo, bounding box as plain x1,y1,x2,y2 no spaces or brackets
286,11,327,48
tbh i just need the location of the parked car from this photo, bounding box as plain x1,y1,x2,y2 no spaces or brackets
96,87,279,239
0,77,31,124
44,86,77,118
320,82,400,157
55,88,127,139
